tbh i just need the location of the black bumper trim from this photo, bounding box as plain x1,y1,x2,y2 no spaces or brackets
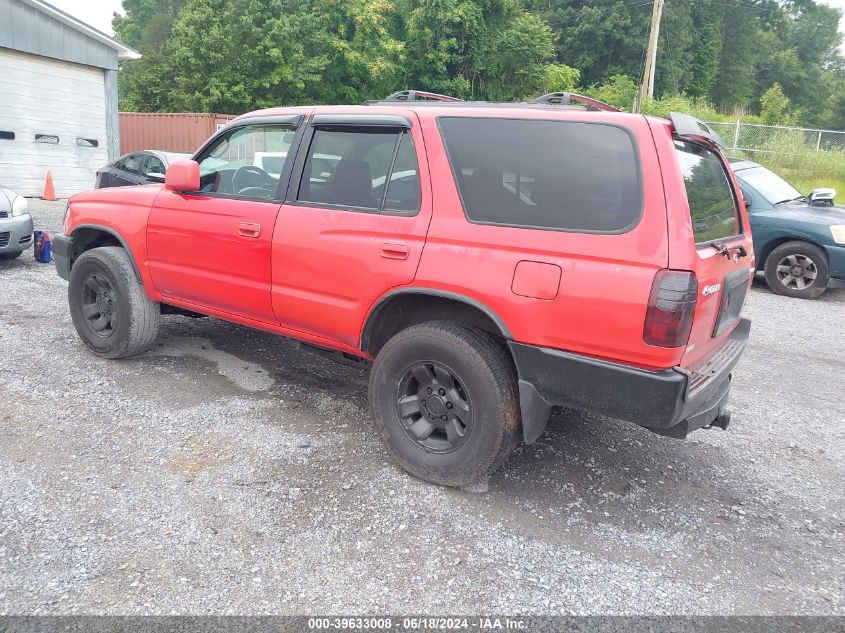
508,318,751,443
53,233,72,281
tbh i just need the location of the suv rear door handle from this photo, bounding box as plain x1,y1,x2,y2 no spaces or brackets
238,222,261,238
381,242,410,260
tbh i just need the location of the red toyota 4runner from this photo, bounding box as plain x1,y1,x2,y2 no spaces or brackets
54,91,753,486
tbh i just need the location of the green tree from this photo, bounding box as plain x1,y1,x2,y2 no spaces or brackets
686,0,724,98
582,74,638,111
317,0,406,103
711,3,758,110
113,0,186,50
754,1,843,125
760,82,795,125
404,0,490,97
544,63,580,93
529,0,649,87
163,0,330,112
113,0,187,111
111,0,845,127
480,12,556,101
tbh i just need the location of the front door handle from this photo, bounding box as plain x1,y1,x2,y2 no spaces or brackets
238,222,261,238
381,242,410,260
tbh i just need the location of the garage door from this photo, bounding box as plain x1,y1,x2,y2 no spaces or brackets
0,48,108,198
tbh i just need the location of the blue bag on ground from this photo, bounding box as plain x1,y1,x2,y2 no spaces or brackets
33,230,52,263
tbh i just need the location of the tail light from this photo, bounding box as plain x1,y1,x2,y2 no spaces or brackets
643,270,698,348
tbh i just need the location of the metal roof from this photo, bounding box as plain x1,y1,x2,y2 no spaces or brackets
0,0,140,69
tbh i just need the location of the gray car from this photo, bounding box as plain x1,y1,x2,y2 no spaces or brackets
0,186,34,260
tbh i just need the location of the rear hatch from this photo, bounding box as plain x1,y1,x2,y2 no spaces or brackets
658,113,754,371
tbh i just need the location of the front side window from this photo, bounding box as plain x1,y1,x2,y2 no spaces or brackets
674,140,740,243
196,125,296,199
438,117,642,232
297,127,421,214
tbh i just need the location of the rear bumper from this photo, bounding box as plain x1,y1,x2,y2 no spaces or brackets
53,233,73,280
0,214,33,253
508,318,751,442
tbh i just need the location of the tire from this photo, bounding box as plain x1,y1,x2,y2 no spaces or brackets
0,250,23,260
368,321,520,487
68,246,160,358
764,241,829,300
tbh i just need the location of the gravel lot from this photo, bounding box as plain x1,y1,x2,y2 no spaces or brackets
1,199,843,615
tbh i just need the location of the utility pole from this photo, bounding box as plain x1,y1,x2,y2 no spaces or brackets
635,0,665,113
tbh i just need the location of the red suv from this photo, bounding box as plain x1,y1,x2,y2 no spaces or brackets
54,91,753,486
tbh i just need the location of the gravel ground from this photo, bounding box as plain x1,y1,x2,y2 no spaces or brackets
0,199,843,615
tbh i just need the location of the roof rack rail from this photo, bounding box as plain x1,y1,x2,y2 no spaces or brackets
362,89,621,111
531,92,620,112
376,90,464,103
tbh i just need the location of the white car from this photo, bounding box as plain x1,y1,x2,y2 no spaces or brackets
252,152,288,178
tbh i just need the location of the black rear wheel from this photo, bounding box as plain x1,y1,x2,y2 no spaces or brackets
395,360,474,454
369,322,520,487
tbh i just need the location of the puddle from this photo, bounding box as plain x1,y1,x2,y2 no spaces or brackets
145,336,275,392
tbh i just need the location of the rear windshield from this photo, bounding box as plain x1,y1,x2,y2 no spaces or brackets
674,140,740,243
438,117,643,233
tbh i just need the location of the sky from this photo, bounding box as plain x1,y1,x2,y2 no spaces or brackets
47,0,845,49
47,0,124,36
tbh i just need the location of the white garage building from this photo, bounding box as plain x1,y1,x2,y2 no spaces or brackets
0,0,139,197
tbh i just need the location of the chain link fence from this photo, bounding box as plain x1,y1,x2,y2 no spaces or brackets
705,121,845,156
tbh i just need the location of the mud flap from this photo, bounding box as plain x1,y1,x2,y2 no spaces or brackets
517,379,553,444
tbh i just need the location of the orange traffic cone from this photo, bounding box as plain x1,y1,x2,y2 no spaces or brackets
42,171,57,201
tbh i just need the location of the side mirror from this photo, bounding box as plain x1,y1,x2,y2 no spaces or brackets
744,198,751,209
145,172,166,183
165,160,200,192
809,188,836,206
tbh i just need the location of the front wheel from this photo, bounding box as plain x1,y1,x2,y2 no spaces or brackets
68,246,160,358
764,241,829,300
368,322,520,487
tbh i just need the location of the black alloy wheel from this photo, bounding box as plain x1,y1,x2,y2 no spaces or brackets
81,272,117,337
395,361,473,453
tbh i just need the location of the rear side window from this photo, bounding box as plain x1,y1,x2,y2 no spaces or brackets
297,128,420,214
438,117,642,232
144,154,166,175
120,153,144,175
674,140,740,243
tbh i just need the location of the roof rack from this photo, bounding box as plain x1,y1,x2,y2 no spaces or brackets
362,89,620,112
380,90,464,103
530,92,620,112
